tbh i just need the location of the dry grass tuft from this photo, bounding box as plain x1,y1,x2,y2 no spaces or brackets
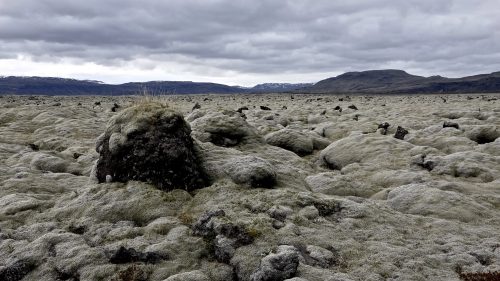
130,87,173,109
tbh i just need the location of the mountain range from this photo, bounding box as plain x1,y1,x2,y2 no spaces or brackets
1,70,500,95
305,69,500,94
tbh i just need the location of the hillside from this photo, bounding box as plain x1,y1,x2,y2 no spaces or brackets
0,77,246,95
306,70,500,94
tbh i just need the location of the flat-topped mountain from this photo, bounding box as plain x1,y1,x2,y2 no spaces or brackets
0,77,245,95
305,69,500,94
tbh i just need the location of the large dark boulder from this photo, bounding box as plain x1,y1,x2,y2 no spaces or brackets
95,102,208,191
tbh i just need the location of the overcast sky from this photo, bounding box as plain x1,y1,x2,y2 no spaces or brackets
1,0,499,86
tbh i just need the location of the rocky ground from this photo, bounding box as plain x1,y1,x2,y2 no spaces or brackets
0,93,499,281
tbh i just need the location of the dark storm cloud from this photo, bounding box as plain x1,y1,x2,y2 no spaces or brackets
1,0,500,79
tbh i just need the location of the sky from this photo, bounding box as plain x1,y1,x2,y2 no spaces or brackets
0,0,499,87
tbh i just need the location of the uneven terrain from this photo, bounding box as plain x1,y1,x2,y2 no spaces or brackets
0,93,499,281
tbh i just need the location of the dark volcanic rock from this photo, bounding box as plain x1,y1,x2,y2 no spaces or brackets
394,126,409,140
192,102,201,111
111,103,120,112
260,106,271,110
109,246,168,264
236,106,249,113
378,122,390,135
0,259,37,281
95,102,208,191
28,143,39,151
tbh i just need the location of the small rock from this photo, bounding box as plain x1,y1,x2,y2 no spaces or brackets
192,209,226,237
192,102,201,111
260,106,272,110
306,245,336,268
111,103,120,112
250,245,300,281
268,205,293,222
223,156,277,188
299,206,319,220
443,121,459,129
264,129,314,156
27,143,39,151
394,126,409,140
237,106,249,113
378,122,390,135
214,235,237,263
347,105,358,110
109,246,167,264
0,259,37,281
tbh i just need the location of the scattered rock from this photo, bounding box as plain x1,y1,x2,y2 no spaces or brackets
378,122,390,135
443,121,459,129
190,111,260,146
192,210,254,263
264,129,314,156
260,106,272,111
237,106,249,113
27,143,39,151
192,102,201,111
347,105,358,110
0,259,37,281
223,156,277,188
333,106,342,112
305,245,337,268
94,102,208,191
394,126,409,140
250,245,300,281
387,183,493,222
299,206,319,220
109,246,168,264
465,125,499,144
268,205,293,222
30,153,69,173
111,103,120,112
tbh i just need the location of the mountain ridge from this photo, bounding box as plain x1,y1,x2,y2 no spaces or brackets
305,69,500,94
1,70,500,95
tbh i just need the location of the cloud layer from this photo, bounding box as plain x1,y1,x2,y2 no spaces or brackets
1,0,499,85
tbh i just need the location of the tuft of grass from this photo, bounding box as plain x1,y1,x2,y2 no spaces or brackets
132,87,172,108
178,212,194,225
247,227,262,239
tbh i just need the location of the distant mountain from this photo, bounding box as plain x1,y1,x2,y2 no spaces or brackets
2,70,500,95
251,83,313,92
304,69,500,94
0,77,246,95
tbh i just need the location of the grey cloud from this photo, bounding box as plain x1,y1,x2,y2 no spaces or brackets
1,0,499,81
